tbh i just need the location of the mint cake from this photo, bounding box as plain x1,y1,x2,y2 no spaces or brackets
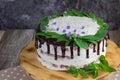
35,11,108,71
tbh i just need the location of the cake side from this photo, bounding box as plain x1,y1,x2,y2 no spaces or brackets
35,11,109,71
36,38,107,70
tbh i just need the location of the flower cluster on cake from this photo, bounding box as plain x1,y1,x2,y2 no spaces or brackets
35,11,115,78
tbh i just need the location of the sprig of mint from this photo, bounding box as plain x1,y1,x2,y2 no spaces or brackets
66,55,116,79
37,10,108,49
66,67,88,78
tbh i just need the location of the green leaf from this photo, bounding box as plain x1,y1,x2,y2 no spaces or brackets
66,67,78,77
96,18,104,26
99,55,108,66
82,64,95,71
74,38,88,49
36,32,46,36
65,11,75,16
78,69,88,78
100,64,116,72
40,17,49,30
92,70,98,79
83,63,100,71
50,13,61,19
86,12,96,18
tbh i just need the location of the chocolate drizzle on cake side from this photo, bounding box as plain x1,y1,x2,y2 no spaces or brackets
35,34,109,60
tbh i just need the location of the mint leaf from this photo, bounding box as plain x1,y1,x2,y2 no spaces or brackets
66,67,78,77
40,17,49,30
99,55,108,66
36,32,46,36
96,18,104,26
50,14,61,19
82,64,95,71
83,63,100,71
86,12,96,18
78,69,88,78
93,70,98,79
74,38,88,49
65,11,75,16
100,64,116,72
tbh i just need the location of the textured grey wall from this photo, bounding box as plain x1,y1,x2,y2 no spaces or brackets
0,0,120,30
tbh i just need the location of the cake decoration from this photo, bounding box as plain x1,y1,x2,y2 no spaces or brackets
35,10,115,79
67,55,116,79
37,11,108,49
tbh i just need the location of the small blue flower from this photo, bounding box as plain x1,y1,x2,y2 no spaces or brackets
67,32,71,37
52,22,56,25
56,27,59,31
62,29,66,33
81,31,85,34
48,16,51,19
43,25,48,29
73,29,77,32
66,25,70,29
81,26,85,29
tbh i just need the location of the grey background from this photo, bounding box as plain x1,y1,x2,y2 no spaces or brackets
0,0,120,30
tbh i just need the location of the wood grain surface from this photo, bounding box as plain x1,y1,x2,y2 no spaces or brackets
20,40,120,80
0,29,35,70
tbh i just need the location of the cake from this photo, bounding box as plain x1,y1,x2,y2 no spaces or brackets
35,11,109,71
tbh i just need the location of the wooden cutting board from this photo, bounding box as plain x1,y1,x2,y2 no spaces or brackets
20,40,120,80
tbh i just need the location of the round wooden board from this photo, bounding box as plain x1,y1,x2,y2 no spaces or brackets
20,40,120,80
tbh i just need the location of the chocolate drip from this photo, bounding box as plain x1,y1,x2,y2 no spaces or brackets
97,41,101,55
47,44,50,54
102,39,104,52
70,46,74,59
35,37,38,49
77,47,80,56
38,38,45,48
93,44,96,52
61,46,66,58
38,41,42,48
54,45,57,60
86,49,89,58
107,32,110,39
35,32,108,60
105,37,108,47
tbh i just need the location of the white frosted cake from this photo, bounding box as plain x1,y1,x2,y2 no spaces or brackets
35,11,108,71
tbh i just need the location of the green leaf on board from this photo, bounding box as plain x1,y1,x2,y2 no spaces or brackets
78,69,88,78
66,55,116,79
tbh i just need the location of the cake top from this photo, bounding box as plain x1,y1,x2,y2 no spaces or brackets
48,16,99,37
37,11,108,49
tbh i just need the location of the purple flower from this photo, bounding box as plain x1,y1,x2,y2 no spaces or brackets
73,29,77,32
52,22,56,25
81,31,85,34
66,25,70,29
62,29,66,33
67,32,71,37
48,16,51,19
81,26,85,29
43,25,48,29
56,27,59,31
